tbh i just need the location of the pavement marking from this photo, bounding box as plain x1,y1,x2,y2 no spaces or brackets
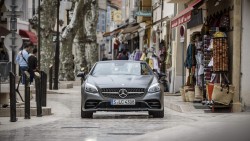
61,126,100,129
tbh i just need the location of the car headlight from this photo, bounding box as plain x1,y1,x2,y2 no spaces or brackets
148,83,161,93
84,83,98,93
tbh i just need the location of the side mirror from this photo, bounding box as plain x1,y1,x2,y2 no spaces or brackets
77,72,85,78
77,67,88,79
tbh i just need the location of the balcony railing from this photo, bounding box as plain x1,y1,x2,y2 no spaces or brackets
135,6,152,17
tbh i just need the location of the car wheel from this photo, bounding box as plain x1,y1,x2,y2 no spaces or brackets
81,101,93,118
149,109,164,118
81,110,93,118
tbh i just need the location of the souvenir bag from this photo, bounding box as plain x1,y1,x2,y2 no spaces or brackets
212,74,234,105
206,83,214,101
212,83,234,105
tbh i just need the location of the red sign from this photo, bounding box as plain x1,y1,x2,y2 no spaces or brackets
171,11,191,28
171,0,202,28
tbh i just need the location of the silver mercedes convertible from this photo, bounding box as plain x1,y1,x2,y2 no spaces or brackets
77,60,165,118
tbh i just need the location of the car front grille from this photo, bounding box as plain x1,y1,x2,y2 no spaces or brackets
101,88,145,99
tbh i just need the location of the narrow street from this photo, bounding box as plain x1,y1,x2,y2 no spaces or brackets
1,86,250,141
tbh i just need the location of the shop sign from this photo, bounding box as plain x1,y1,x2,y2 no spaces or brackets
171,11,192,28
113,10,122,23
135,11,152,17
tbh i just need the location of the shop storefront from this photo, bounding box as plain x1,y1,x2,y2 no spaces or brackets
170,0,242,112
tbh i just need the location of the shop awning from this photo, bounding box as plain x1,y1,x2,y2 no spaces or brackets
171,0,203,28
103,31,111,37
19,29,38,45
121,24,140,34
103,29,123,37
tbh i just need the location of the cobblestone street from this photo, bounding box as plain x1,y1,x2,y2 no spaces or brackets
1,86,250,141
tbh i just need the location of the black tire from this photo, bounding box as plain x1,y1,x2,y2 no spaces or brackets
149,109,164,118
81,101,93,118
81,110,93,118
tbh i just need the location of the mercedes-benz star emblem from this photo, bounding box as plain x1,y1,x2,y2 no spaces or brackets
118,89,128,98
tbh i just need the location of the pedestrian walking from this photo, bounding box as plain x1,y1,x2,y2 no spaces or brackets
16,44,31,84
28,48,38,83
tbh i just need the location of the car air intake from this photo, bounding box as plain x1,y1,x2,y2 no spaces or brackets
85,100,100,109
146,100,161,109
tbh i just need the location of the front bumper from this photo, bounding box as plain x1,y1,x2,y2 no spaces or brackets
81,90,164,112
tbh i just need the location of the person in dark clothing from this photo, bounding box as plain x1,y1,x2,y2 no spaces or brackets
102,54,108,61
28,48,38,83
0,50,8,61
119,50,129,60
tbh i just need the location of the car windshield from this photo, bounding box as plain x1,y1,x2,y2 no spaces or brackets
91,61,153,76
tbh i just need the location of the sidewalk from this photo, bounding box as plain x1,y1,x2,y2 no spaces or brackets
164,93,208,113
0,80,80,117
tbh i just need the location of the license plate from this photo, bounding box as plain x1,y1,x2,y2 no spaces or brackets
111,99,135,105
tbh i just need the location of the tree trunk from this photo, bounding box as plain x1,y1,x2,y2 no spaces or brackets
30,0,98,80
39,0,57,75
82,0,99,69
60,0,98,80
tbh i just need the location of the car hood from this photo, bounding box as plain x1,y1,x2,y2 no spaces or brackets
86,75,155,88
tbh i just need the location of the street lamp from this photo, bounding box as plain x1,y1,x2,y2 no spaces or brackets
53,0,60,90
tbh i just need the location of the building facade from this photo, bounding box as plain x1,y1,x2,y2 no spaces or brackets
165,0,246,112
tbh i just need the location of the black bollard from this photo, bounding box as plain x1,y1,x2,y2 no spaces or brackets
0,73,1,94
9,72,17,122
24,71,30,119
40,71,47,107
34,72,42,117
49,65,53,90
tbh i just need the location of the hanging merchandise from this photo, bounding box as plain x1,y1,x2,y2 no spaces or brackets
185,43,196,69
212,36,228,72
201,21,210,36
165,43,172,69
140,52,146,61
148,58,153,69
133,49,141,61
203,35,213,83
219,11,230,31
113,38,120,50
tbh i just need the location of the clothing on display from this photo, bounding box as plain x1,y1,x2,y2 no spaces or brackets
185,43,196,69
